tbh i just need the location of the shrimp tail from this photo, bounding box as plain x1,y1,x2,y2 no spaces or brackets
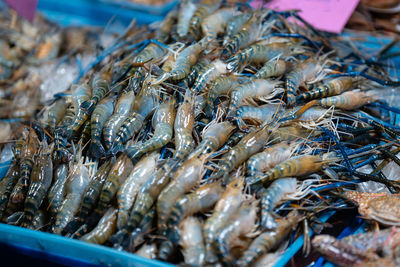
63,218,83,235
109,229,129,248
80,100,96,114
90,141,106,159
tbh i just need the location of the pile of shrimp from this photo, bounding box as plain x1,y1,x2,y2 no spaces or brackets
2,1,400,266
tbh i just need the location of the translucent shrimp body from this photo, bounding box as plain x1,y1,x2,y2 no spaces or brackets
117,152,158,229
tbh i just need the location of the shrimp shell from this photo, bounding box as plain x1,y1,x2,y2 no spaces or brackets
174,94,195,160
47,163,69,217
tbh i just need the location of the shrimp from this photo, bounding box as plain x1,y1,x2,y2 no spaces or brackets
237,211,302,267
63,161,111,235
47,163,69,217
246,141,292,176
155,9,177,43
6,128,39,217
67,83,91,139
223,13,252,45
53,103,75,163
188,121,236,158
21,142,53,228
226,42,302,72
192,59,228,93
201,8,240,41
203,177,244,264
209,126,270,185
77,120,91,147
93,154,133,220
235,104,284,130
176,0,197,39
81,66,112,113
167,181,224,237
215,201,258,265
90,95,116,158
110,85,157,153
153,39,208,84
157,156,205,236
0,162,19,219
252,59,289,80
174,92,195,160
247,154,325,187
80,208,117,245
52,158,90,235
129,207,156,251
126,97,176,163
117,152,158,230
103,90,135,150
221,11,269,59
110,159,175,249
205,75,249,118
188,1,221,39
179,217,206,267
296,77,359,103
286,58,322,107
318,90,374,110
260,178,297,230
46,98,68,135
31,210,48,230
181,58,210,88
227,79,283,118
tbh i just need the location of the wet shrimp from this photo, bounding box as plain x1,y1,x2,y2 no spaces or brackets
93,154,133,222
223,12,252,45
157,156,205,237
52,157,90,235
45,98,69,135
21,142,53,228
246,141,293,176
208,126,270,185
227,79,283,118
6,128,39,217
188,1,221,39
260,178,297,230
286,58,322,107
103,90,135,150
188,121,236,158
174,92,195,160
176,0,196,39
81,66,112,113
247,154,326,187
252,59,289,80
80,208,117,245
63,161,112,235
226,42,302,72
296,76,360,103
237,211,302,267
215,201,258,265
0,162,19,219
90,95,116,158
126,97,176,163
117,152,158,229
318,90,374,110
67,83,91,139
179,217,206,266
235,104,284,130
110,159,175,249
47,163,69,217
203,177,245,264
192,59,228,93
201,8,240,41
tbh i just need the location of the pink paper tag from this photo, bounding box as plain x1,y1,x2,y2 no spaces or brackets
5,0,38,22
251,0,360,33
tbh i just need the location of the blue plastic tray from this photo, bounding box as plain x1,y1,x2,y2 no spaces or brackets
37,0,177,27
